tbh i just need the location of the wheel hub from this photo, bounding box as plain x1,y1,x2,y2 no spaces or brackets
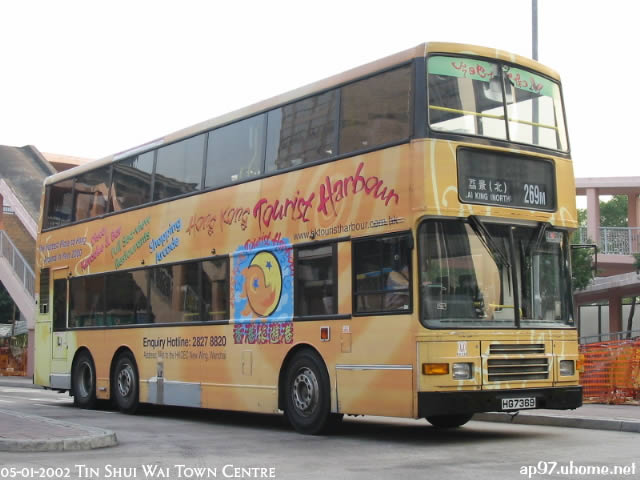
292,367,319,416
78,361,93,397
117,364,133,398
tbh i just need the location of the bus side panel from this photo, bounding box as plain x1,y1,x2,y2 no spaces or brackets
199,323,342,415
336,369,413,417
334,316,416,418
201,323,279,414
34,321,51,387
96,327,203,408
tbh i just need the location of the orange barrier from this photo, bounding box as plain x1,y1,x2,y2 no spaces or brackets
580,339,640,404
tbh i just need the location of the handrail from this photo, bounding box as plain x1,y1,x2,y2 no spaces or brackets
0,230,35,297
600,226,640,255
429,105,504,121
428,104,559,131
0,180,38,239
599,226,640,231
576,226,640,255
579,329,640,344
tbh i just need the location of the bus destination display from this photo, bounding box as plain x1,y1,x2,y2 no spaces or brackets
457,148,555,211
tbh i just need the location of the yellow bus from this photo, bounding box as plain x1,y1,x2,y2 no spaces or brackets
35,42,581,434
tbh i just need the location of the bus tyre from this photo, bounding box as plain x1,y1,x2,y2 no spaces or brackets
113,352,139,414
426,414,473,428
284,350,333,435
72,351,97,409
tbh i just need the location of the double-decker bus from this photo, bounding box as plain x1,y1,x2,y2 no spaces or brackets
35,42,581,434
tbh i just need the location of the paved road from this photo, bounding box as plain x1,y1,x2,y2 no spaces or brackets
0,386,638,480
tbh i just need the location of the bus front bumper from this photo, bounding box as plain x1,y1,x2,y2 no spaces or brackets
418,386,582,418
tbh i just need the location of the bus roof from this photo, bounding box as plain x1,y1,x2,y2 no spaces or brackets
44,42,561,186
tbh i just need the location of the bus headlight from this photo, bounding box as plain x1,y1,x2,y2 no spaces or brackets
559,360,575,376
452,362,473,380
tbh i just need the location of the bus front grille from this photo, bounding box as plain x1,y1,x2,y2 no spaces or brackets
489,344,545,355
487,357,549,382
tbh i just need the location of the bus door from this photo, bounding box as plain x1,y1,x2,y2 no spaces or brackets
51,267,69,362
34,268,52,386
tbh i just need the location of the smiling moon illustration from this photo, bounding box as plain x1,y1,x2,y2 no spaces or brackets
244,251,282,317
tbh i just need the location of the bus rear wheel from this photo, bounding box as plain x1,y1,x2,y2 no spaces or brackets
284,350,334,435
113,352,139,414
426,414,473,428
72,351,96,409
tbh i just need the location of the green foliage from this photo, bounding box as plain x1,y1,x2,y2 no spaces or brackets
10,333,27,349
577,208,587,227
570,221,596,291
600,195,628,227
571,245,595,291
634,253,640,274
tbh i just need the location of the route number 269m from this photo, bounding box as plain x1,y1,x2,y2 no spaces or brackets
523,184,547,206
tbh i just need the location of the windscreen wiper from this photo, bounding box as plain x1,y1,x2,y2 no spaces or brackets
468,215,511,269
528,222,551,255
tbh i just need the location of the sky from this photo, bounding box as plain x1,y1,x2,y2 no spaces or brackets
1,0,637,180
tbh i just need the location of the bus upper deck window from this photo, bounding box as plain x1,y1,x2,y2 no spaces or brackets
427,55,568,152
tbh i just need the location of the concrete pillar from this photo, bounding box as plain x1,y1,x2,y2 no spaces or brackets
629,193,640,253
609,291,623,334
629,194,639,228
586,188,600,245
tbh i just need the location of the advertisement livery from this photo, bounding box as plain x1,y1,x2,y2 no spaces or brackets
35,42,581,434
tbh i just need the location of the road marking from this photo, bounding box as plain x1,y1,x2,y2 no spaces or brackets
0,394,64,402
25,397,73,403
0,388,41,393
31,402,116,414
0,399,14,403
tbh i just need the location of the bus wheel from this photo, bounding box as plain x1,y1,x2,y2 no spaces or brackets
72,351,96,409
284,350,332,435
113,352,139,414
426,414,473,428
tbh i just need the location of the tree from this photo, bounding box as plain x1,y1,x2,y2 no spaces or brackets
577,208,587,227
571,211,595,291
571,245,595,291
600,195,628,227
